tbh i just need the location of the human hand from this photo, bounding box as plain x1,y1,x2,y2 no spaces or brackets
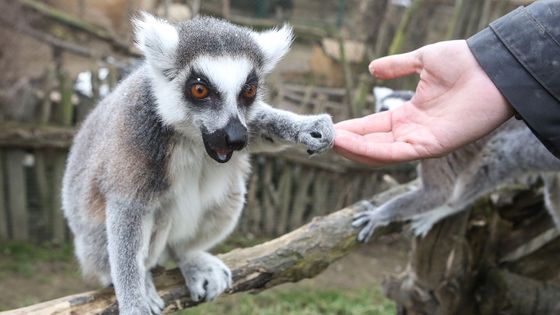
334,40,514,166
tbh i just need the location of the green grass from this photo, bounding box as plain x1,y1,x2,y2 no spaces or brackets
0,241,75,278
182,287,395,315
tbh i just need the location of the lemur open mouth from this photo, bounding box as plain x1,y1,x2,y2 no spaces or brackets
200,119,247,163
202,139,234,163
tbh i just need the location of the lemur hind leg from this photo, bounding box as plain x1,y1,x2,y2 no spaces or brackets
353,187,448,242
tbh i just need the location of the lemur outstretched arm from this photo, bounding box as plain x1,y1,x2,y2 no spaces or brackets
248,101,334,154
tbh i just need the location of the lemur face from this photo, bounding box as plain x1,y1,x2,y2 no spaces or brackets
134,13,293,163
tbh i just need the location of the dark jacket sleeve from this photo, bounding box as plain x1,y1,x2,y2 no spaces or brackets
467,0,560,158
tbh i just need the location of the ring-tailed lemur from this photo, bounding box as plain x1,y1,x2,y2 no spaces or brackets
354,88,560,242
373,86,414,113
62,14,334,315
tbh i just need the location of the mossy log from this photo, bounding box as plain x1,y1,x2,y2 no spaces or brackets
2,183,413,315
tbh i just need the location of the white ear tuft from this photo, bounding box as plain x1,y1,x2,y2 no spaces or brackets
373,86,394,100
133,12,179,77
251,24,294,73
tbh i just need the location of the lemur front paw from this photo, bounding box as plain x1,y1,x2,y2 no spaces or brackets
297,114,334,155
180,252,232,302
352,201,390,243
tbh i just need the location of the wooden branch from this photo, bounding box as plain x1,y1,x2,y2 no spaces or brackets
0,123,75,150
3,182,414,315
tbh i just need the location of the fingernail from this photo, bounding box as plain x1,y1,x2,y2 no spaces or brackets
368,62,375,75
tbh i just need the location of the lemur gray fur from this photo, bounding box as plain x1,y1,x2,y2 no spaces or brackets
62,14,334,315
354,88,560,242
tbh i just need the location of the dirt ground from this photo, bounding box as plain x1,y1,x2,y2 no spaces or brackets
0,236,409,311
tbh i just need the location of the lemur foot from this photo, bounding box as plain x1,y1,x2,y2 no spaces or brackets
180,252,232,302
351,201,390,243
410,205,455,237
145,273,164,314
297,114,334,155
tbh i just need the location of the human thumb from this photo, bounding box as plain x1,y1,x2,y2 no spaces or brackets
369,49,422,80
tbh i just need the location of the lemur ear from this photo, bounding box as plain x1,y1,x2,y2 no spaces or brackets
133,12,179,78
251,24,294,73
373,87,394,101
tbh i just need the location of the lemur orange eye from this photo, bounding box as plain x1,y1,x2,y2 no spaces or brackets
191,83,209,99
242,84,257,98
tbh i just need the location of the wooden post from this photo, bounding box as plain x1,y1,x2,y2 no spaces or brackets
222,0,230,20
446,0,465,39
275,166,293,235
0,151,8,240
50,151,67,242
382,210,478,315
33,150,52,240
58,71,74,126
39,65,56,124
289,169,314,231
338,36,354,113
5,149,29,241
262,162,277,236
388,0,423,55
191,0,201,17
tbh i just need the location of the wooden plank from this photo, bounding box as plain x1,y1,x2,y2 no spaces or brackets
0,151,8,240
5,149,29,241
275,166,293,235
58,72,74,126
262,162,277,236
289,168,314,230
33,150,53,240
244,171,260,235
0,123,74,149
312,171,331,217
50,152,67,242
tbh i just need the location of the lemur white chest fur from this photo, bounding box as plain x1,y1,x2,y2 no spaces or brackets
163,140,250,244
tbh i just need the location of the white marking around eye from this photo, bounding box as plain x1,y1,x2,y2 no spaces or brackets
193,56,252,103
192,56,253,129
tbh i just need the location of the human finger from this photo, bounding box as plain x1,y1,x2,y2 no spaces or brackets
369,49,422,80
334,111,392,135
333,145,385,167
334,130,420,163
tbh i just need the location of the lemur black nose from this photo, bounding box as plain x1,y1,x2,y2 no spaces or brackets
224,118,248,150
